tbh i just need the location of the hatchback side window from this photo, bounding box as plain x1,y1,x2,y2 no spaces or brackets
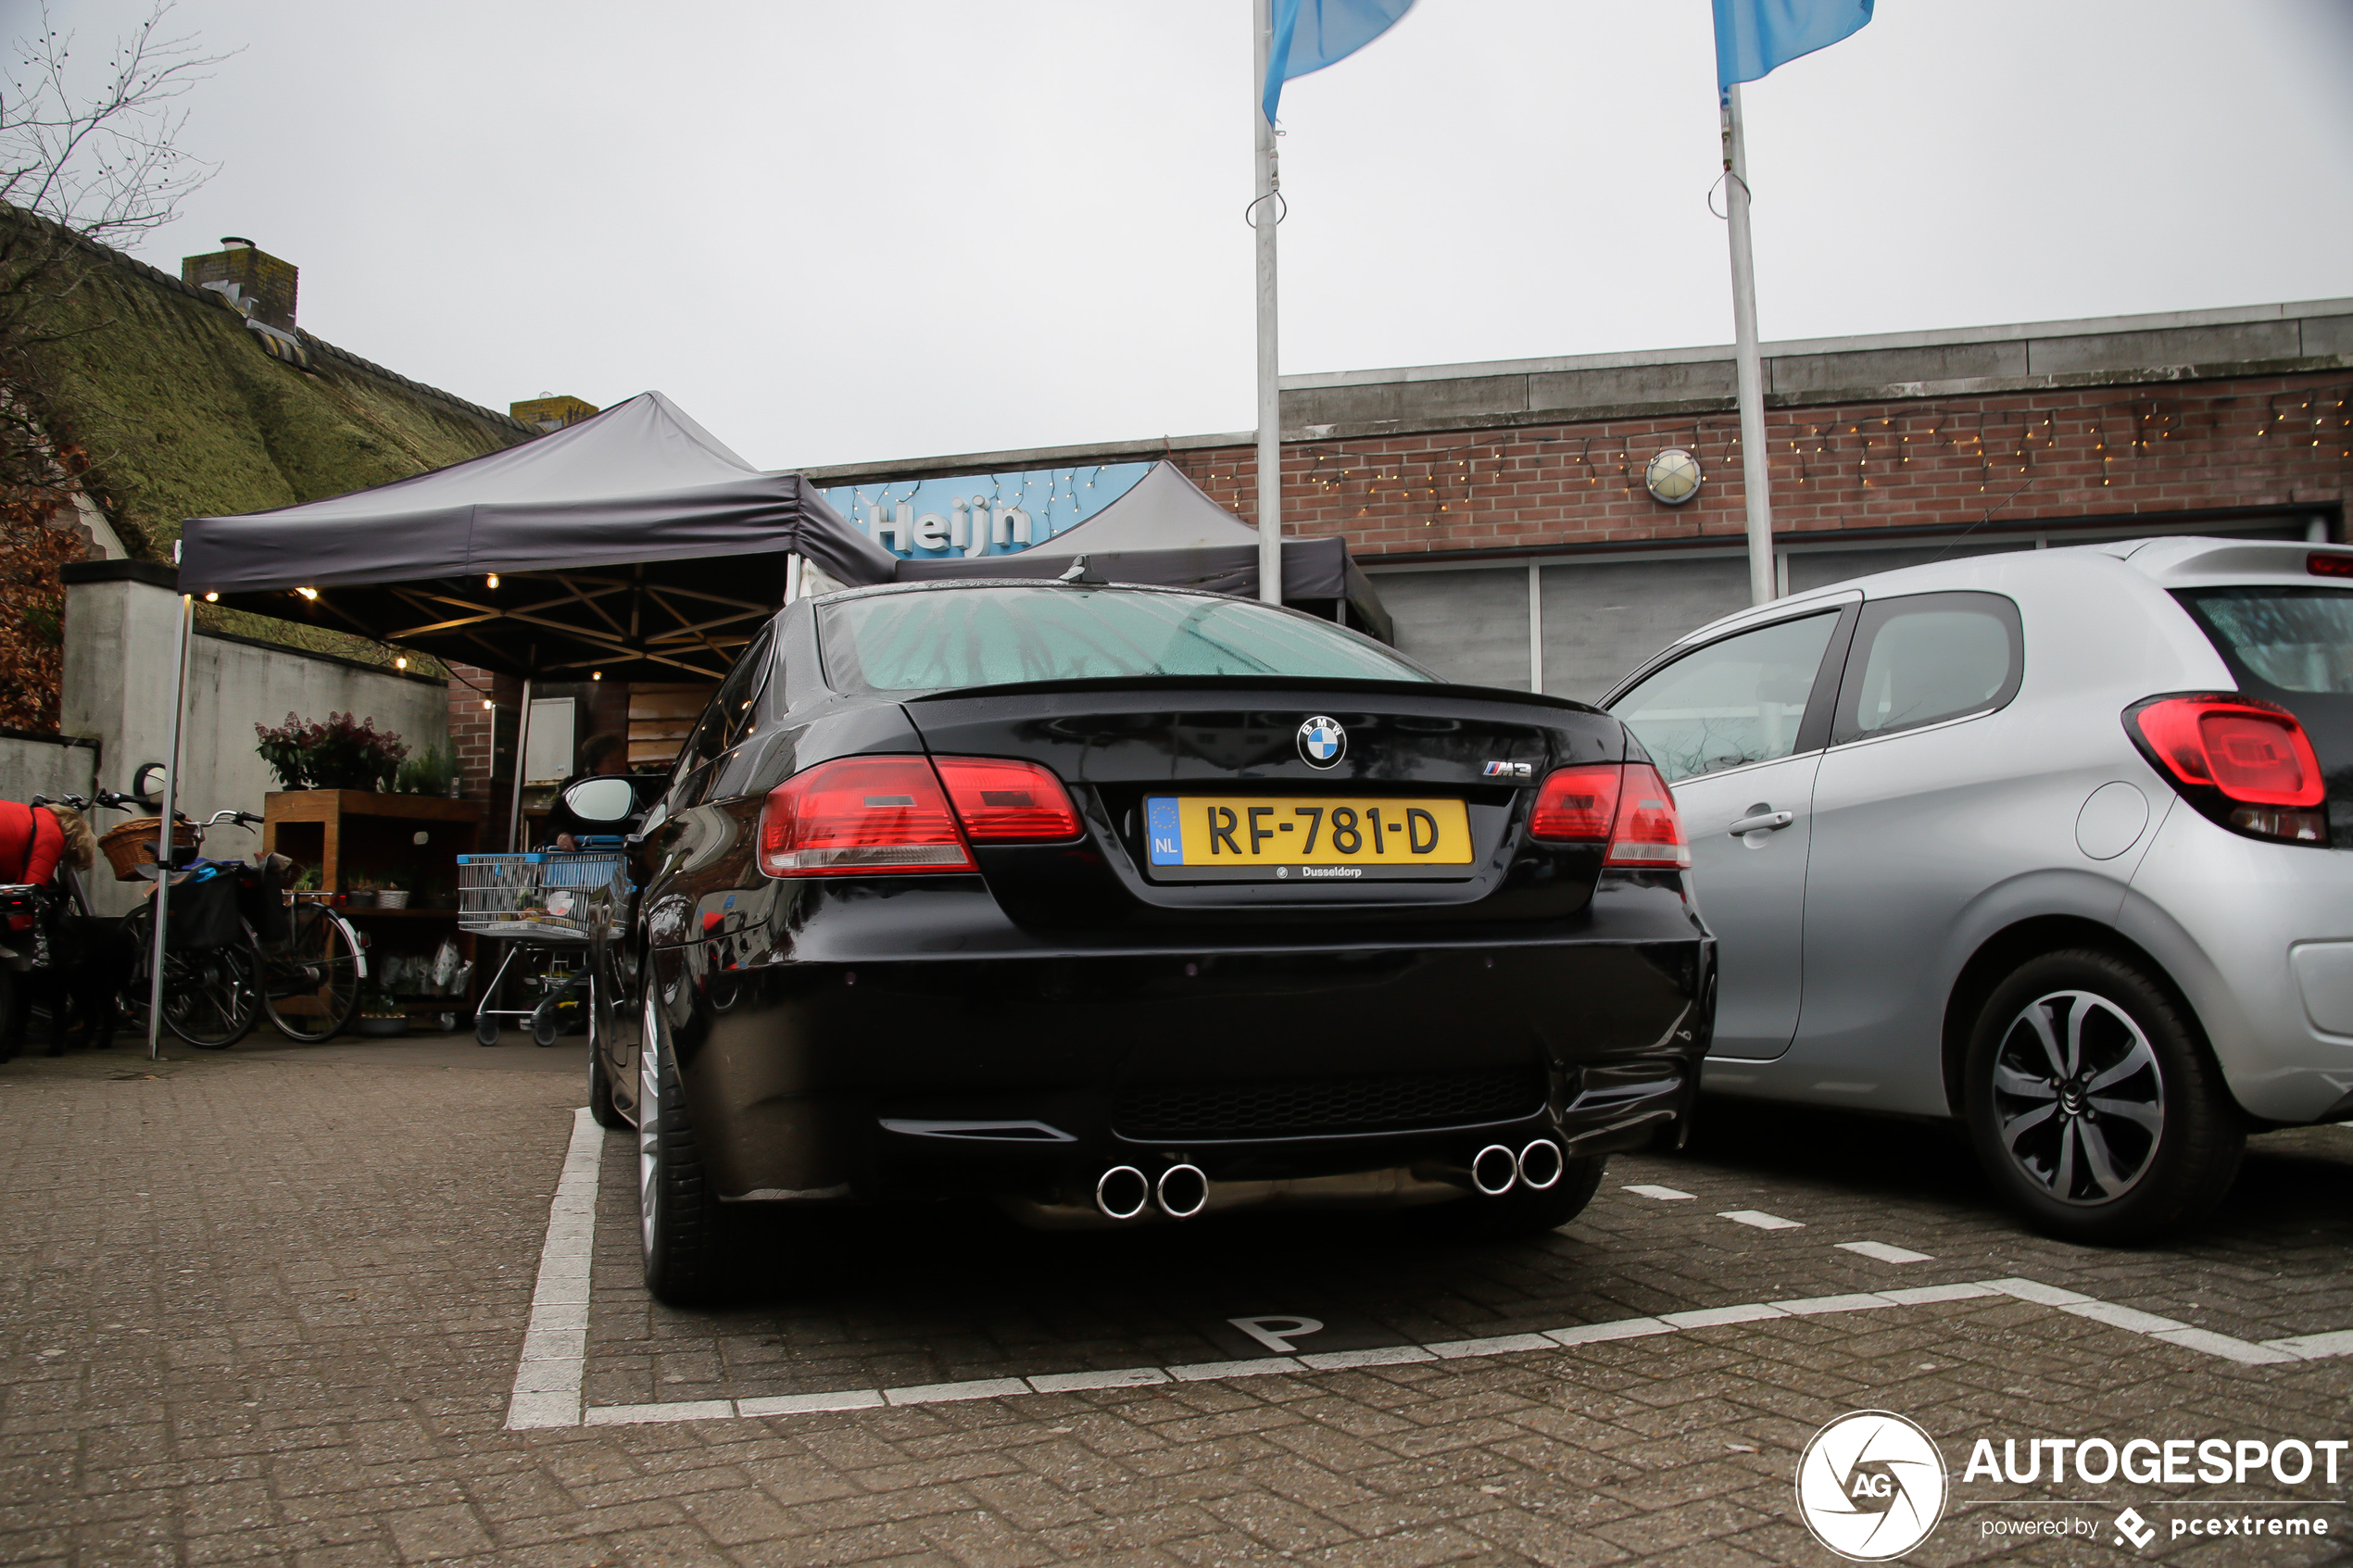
1831,592,2022,746
1611,611,1842,784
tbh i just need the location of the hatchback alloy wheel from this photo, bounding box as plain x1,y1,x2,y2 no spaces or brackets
1965,948,2242,1244
1989,989,2165,1205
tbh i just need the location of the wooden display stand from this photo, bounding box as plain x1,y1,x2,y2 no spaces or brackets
261,791,485,1023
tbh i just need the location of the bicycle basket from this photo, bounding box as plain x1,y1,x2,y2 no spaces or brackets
166,871,242,951
457,852,627,939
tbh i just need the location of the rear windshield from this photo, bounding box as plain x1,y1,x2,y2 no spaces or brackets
2177,587,2353,695
2175,586,2353,846
819,586,1432,694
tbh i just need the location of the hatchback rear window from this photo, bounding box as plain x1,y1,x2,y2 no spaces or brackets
819,586,1432,694
2177,588,2353,695
2177,586,2353,848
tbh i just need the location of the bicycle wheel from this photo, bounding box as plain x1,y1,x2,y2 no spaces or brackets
164,942,260,1049
120,907,260,1049
262,907,361,1043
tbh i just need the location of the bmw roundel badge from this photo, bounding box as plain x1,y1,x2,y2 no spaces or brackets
1297,715,1347,769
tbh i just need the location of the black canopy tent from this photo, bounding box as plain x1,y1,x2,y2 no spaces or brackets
180,392,897,683
892,461,1396,645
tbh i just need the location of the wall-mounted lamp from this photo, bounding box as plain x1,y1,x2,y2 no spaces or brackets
295,586,319,600
486,573,499,589
203,592,218,602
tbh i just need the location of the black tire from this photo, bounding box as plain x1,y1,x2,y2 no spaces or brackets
475,1014,500,1047
1451,1154,1606,1239
638,982,724,1303
260,908,360,1044
586,987,625,1129
120,908,260,1051
1964,948,2243,1245
587,1038,625,1128
532,1000,560,1047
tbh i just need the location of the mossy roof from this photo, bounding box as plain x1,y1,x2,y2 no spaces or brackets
26,229,535,560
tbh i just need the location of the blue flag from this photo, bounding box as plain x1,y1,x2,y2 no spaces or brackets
1712,0,1873,91
1263,0,1417,124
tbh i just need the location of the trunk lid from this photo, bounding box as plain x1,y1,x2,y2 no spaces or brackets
902,676,1629,931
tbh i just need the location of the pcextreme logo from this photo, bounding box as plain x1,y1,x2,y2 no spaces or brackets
1795,1411,1950,1562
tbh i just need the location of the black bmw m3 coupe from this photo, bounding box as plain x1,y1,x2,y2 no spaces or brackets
584,580,1715,1302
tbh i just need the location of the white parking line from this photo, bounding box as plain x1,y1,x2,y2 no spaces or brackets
1718,1209,1804,1230
1623,1184,1695,1200
513,1110,2353,1431
1840,1240,1933,1263
504,1107,603,1431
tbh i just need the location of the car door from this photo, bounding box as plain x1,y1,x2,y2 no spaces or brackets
1793,592,2026,1097
1608,604,1854,1060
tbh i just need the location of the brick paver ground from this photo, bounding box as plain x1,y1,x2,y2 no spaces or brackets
3,1039,2349,1568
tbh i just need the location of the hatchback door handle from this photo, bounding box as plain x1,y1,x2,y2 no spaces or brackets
1729,809,1794,835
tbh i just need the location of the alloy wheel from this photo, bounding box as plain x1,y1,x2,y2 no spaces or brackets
638,985,661,1257
1989,989,2165,1206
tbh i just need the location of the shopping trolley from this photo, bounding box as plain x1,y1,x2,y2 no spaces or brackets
457,848,629,1047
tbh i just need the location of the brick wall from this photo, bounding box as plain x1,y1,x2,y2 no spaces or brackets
445,662,523,846
1171,370,2351,558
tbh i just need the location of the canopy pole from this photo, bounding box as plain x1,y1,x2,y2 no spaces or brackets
146,593,192,1061
507,678,534,852
1723,84,1775,607
1252,0,1282,605
784,553,803,605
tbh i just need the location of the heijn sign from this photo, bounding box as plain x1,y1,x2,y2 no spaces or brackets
820,464,1150,561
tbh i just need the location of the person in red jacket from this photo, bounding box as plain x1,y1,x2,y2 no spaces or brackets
0,800,71,933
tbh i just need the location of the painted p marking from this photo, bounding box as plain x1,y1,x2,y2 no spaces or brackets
1229,1314,1326,1353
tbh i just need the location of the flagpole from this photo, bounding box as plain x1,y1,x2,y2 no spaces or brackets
1721,83,1775,606
1252,0,1283,605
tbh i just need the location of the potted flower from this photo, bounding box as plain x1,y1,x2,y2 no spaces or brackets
254,712,409,793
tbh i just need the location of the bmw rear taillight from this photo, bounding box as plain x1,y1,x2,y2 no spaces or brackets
757,756,975,876
1607,762,1692,867
2125,694,2328,846
1529,761,1692,868
1530,764,1619,841
758,755,1085,876
933,757,1082,841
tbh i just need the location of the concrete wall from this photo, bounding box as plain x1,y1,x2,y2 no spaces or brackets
60,563,450,914
1376,568,1530,691
0,734,97,810
1540,557,1753,702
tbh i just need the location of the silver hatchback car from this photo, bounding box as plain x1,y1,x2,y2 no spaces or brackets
1602,536,2350,1242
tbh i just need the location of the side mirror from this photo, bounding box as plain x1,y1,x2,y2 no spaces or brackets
562,775,637,822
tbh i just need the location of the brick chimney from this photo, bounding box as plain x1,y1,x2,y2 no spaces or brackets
510,395,600,433
181,237,298,333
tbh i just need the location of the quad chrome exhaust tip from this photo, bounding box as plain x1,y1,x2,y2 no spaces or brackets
1155,1163,1208,1220
1516,1138,1565,1191
1471,1144,1519,1197
1095,1165,1151,1220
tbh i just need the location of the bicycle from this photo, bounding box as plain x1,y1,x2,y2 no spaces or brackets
67,793,368,1048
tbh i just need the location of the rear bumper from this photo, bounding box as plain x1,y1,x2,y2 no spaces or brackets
650,928,1712,1209
2121,807,2353,1123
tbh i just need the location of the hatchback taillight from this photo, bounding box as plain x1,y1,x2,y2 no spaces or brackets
2125,694,2328,846
1529,761,1692,868
758,755,1085,876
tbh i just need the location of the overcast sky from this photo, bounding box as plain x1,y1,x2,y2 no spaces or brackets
35,0,2353,471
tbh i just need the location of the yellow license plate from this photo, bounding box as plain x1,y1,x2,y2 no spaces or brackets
1144,796,1473,867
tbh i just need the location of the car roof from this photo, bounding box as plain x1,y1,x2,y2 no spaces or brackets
1652,534,2350,658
